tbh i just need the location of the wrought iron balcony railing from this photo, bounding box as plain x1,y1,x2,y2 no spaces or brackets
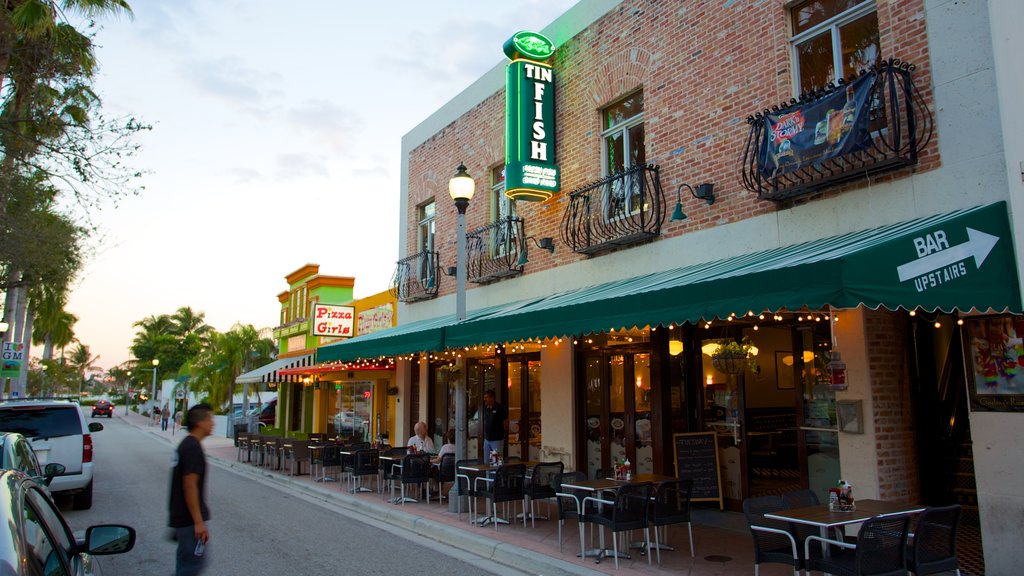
390,250,440,303
560,163,666,256
740,58,933,202
467,216,525,284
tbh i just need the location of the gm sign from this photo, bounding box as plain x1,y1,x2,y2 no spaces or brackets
503,31,559,202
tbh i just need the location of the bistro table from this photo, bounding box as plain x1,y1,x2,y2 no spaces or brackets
380,454,414,503
560,477,639,562
764,498,926,573
458,461,540,526
307,444,337,482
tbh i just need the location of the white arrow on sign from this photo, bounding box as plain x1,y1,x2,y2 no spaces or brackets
897,227,999,282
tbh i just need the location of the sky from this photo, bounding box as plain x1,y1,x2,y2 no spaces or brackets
64,0,579,370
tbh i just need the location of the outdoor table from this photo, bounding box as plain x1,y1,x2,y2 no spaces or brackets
764,498,926,571
560,478,636,561
458,461,540,526
380,454,412,503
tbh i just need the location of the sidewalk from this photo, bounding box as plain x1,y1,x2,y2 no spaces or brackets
121,411,784,576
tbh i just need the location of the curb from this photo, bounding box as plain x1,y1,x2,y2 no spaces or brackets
121,414,600,576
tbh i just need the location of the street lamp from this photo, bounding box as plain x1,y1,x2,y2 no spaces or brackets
448,162,475,463
125,370,132,414
149,359,159,423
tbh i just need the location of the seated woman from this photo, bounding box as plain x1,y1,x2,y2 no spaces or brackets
432,429,455,464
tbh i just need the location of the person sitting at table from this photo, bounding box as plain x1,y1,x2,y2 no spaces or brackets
407,421,435,453
432,429,455,464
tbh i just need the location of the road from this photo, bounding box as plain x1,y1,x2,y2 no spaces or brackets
61,417,523,576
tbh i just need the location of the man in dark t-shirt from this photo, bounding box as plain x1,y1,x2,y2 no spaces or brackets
169,403,214,576
481,390,508,460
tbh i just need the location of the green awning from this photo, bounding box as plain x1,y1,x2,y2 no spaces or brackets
315,313,451,363
445,202,1020,347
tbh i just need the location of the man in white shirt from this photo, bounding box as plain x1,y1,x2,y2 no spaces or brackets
407,421,435,452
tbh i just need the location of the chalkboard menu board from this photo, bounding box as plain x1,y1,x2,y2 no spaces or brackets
673,432,723,509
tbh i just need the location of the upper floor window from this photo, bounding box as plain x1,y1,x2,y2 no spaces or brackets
490,165,516,256
602,91,646,218
417,200,436,285
791,0,880,94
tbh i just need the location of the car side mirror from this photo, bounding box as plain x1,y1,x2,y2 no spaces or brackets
85,525,136,555
42,463,65,486
88,422,104,433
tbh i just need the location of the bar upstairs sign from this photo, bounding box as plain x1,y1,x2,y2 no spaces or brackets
504,31,559,202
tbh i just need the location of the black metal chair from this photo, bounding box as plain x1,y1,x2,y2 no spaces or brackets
454,458,481,522
648,478,694,562
435,453,456,502
236,432,250,462
524,461,564,527
582,482,653,569
805,514,911,576
595,467,614,480
395,453,432,505
284,439,310,476
553,471,587,554
320,444,342,482
378,447,408,499
475,463,527,532
347,448,379,493
906,504,962,576
743,495,801,576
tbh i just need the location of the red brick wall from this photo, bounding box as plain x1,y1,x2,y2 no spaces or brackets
864,308,920,503
405,0,937,297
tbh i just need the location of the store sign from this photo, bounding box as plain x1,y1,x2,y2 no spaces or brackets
503,31,559,202
759,71,875,178
357,305,393,336
311,303,355,338
1,342,24,378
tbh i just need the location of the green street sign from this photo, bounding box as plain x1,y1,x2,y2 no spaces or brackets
503,31,555,62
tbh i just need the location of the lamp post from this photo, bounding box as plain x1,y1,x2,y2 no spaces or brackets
125,371,131,415
149,359,159,424
448,162,475,462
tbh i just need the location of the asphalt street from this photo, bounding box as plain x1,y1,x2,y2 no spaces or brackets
61,416,525,576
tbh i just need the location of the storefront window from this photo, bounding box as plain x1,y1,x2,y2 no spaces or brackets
633,353,653,474
791,0,880,94
527,360,542,461
507,362,522,460
334,381,373,442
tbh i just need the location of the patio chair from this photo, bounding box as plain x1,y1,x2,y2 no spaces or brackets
435,453,456,501
906,504,962,575
582,482,653,569
285,439,310,476
743,495,801,576
236,432,250,462
524,461,564,527
595,467,614,480
804,513,911,576
379,447,408,499
320,444,342,482
454,458,481,522
475,463,527,532
648,478,694,562
348,448,379,493
396,453,432,505
553,470,587,554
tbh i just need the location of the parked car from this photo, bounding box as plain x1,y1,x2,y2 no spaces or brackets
0,399,103,509
258,399,277,426
90,400,114,418
333,410,365,435
0,469,136,575
0,432,65,488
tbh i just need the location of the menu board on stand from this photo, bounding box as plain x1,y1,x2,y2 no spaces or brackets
672,431,724,510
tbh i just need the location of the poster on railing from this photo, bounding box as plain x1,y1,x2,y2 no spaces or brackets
759,71,876,178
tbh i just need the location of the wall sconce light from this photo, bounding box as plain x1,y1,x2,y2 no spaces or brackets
444,266,457,277
516,236,555,266
671,183,716,222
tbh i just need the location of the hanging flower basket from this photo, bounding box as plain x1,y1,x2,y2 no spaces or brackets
712,353,748,375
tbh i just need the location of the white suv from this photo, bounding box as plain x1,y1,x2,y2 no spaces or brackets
0,398,101,509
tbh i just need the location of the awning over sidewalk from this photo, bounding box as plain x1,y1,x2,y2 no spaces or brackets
235,354,314,384
315,313,451,363
444,201,1021,347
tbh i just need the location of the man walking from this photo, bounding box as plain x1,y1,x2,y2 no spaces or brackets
169,403,213,576
481,390,507,461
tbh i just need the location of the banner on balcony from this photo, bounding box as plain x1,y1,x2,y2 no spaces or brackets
503,31,560,202
759,71,876,178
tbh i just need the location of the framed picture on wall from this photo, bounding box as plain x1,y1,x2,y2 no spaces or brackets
836,400,864,434
775,351,795,390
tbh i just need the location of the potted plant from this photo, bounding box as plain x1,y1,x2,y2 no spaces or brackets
710,338,759,374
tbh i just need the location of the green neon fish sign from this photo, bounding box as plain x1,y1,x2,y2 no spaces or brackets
503,30,555,62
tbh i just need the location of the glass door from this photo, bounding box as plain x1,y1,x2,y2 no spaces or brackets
580,350,651,478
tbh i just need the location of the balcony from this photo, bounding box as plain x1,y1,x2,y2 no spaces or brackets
560,163,666,256
390,250,440,303
741,58,933,202
467,217,525,284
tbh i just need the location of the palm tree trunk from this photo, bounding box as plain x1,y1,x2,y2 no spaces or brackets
42,334,53,361
16,303,33,396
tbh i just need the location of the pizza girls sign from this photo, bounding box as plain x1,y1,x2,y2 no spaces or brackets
311,304,355,338
503,31,560,202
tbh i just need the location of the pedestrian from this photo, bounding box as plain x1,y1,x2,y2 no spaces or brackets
174,409,183,435
169,403,213,576
152,404,160,426
161,402,170,431
481,389,508,462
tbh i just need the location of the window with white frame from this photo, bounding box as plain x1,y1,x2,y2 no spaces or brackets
490,165,516,257
791,0,880,94
417,200,436,285
601,91,645,219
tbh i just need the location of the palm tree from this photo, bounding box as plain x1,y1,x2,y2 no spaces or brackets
171,306,212,339
184,324,275,411
67,341,97,397
31,285,77,361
